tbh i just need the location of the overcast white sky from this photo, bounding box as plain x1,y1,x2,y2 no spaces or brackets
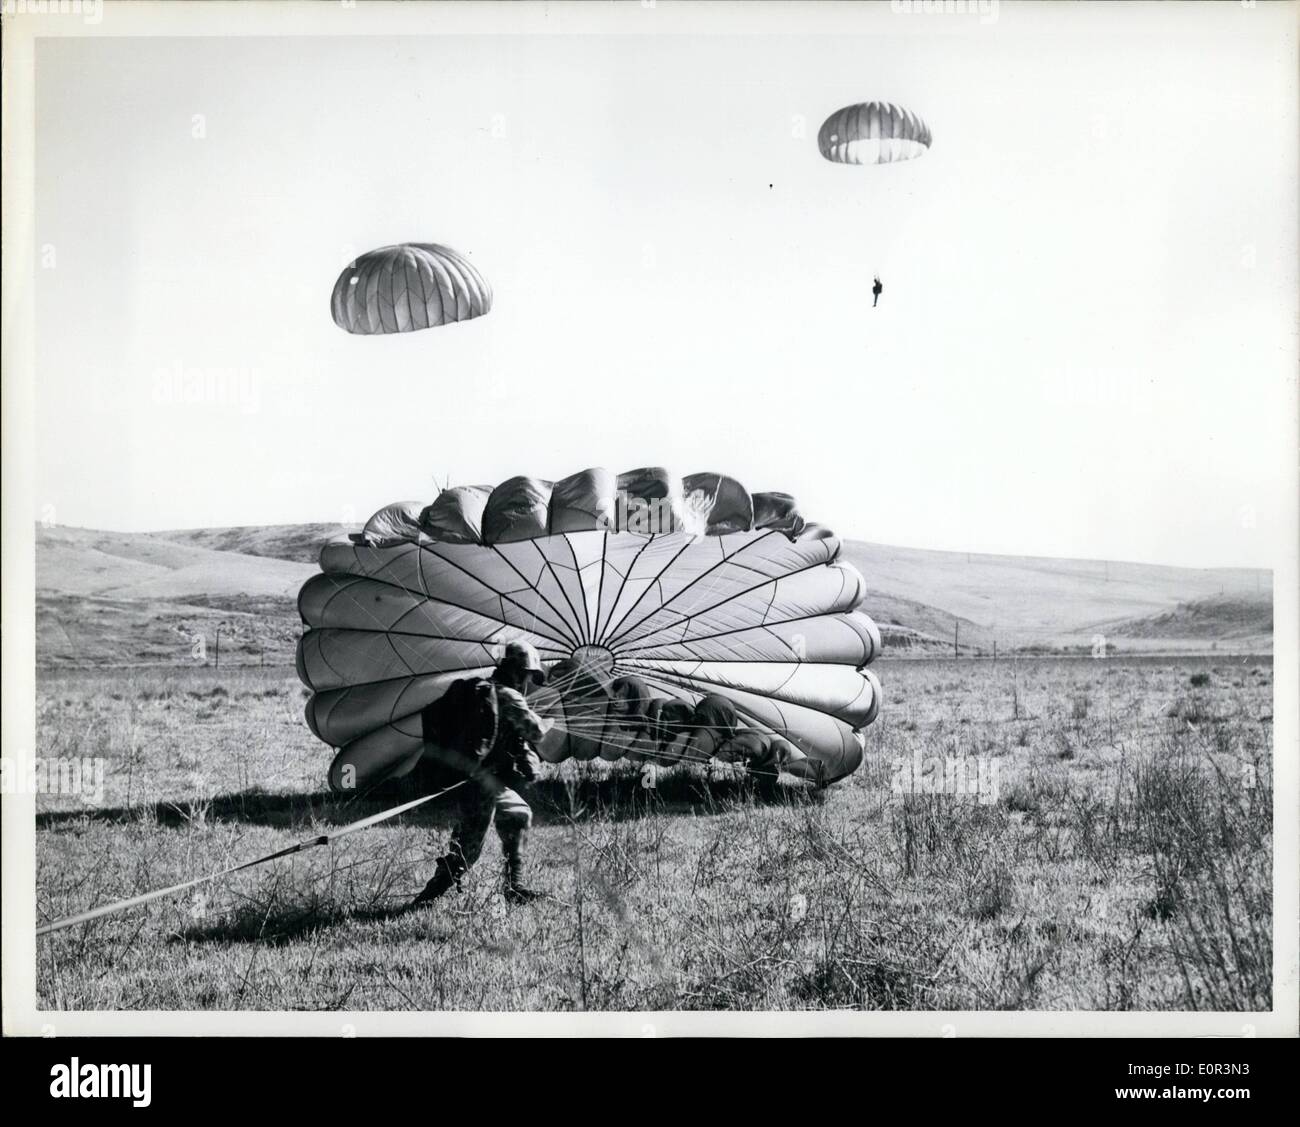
32,2,1297,568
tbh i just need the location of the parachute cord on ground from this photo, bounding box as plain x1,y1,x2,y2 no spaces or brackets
35,780,467,937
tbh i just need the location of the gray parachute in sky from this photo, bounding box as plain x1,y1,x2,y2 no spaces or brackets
818,102,932,166
330,243,492,335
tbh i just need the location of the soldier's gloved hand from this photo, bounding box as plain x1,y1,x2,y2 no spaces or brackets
517,748,541,783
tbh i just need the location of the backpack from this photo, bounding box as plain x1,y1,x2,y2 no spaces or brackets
420,678,501,776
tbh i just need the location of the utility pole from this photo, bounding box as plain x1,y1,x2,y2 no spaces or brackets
214,625,220,670
954,621,959,658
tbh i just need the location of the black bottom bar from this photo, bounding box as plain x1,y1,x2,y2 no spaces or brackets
3,1034,1291,1112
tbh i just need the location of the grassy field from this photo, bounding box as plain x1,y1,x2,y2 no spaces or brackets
33,654,1273,1012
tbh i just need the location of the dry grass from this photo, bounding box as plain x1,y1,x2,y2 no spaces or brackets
33,655,1273,1011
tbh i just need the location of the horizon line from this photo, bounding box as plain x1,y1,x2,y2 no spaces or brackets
33,520,1275,576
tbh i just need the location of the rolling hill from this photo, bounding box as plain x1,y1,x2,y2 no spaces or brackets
153,523,354,566
37,525,317,600
35,526,319,669
33,523,1272,667
838,541,1271,652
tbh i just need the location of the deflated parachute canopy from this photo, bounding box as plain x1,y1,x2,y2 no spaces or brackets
817,102,932,166
354,501,425,546
296,467,882,793
330,243,492,335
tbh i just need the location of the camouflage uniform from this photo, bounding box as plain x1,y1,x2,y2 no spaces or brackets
413,645,552,905
431,684,548,891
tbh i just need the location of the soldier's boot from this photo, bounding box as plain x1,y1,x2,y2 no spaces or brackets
501,829,546,905
410,857,462,909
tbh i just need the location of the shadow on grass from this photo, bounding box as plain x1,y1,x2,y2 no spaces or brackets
38,770,821,833
172,898,456,946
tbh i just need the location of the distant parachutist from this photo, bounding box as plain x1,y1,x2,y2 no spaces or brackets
872,276,883,308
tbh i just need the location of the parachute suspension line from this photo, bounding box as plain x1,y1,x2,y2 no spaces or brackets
593,532,610,646
528,742,797,816
599,534,697,646
484,542,583,650
594,531,654,642
536,537,587,648
417,547,564,650
604,531,819,650
537,710,823,783
564,533,594,647
35,780,468,938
